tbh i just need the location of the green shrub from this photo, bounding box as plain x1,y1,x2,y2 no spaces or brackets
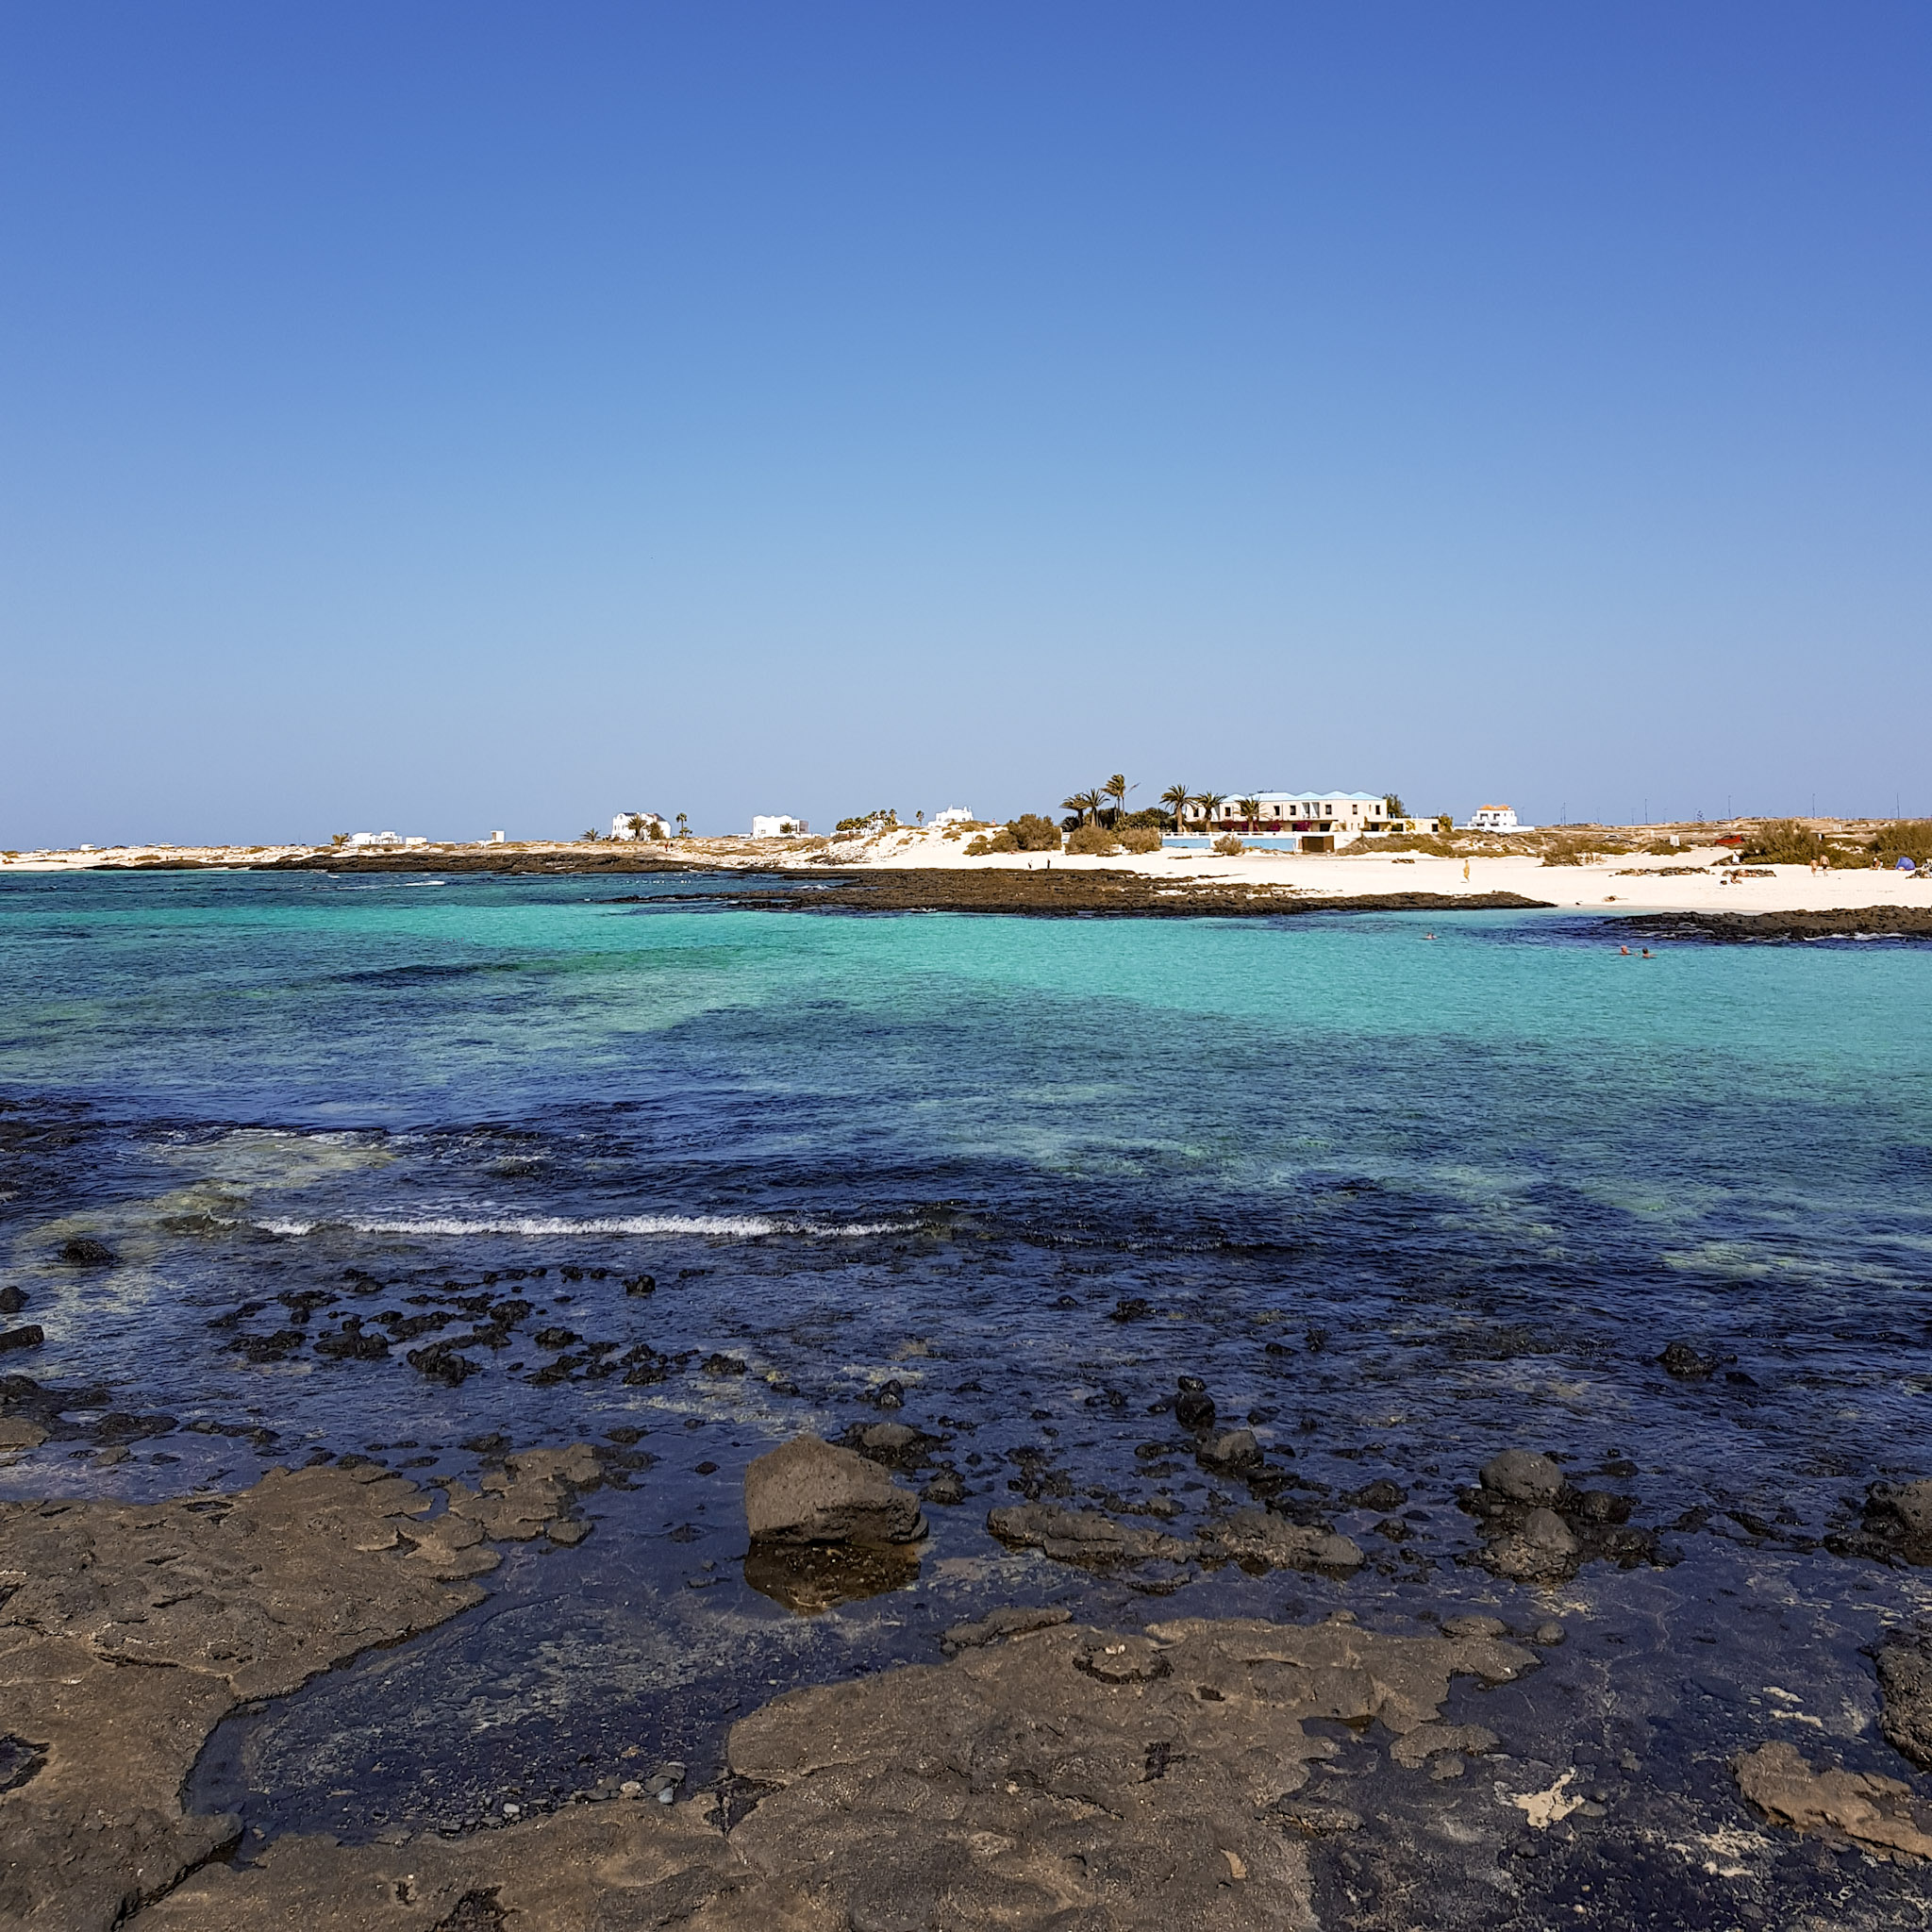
1211,833,1246,857
1873,820,1932,868
1007,813,1062,852
1740,819,1826,865
835,808,897,835
1540,835,1624,866
965,828,1020,857
1065,823,1122,856
1117,825,1162,854
1116,808,1169,831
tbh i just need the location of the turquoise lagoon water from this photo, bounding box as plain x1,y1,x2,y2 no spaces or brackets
2,868,1929,1924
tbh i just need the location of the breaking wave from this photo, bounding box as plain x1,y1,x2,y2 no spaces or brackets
254,1212,906,1240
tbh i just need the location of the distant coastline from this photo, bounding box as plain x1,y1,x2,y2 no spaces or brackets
4,823,1927,932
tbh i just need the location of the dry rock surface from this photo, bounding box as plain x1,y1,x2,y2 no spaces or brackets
744,1435,926,1547
0,1452,599,1930
1732,1740,1932,1862
133,1611,1535,1931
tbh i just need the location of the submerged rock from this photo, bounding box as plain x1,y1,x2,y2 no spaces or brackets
1658,1340,1717,1378
1733,1740,1932,1861
743,1435,926,1547
57,1237,116,1268
742,1540,923,1615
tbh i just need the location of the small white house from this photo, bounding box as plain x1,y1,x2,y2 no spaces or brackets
611,812,670,841
1463,805,1535,832
346,831,406,848
751,815,809,838
929,806,974,826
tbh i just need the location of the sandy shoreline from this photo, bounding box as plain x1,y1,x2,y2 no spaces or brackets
9,828,1928,923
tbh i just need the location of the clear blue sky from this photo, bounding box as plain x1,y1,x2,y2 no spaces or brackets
3,3,1926,844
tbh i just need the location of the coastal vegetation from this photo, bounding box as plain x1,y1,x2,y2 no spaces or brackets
964,812,1062,857
1065,823,1122,856
1738,818,1932,868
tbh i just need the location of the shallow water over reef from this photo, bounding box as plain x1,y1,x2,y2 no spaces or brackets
3,869,1930,1925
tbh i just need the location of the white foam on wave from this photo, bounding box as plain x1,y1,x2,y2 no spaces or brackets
256,1212,904,1240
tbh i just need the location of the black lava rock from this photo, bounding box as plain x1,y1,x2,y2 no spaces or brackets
58,1238,116,1268
0,1289,25,1315
0,1328,44,1357
1343,1479,1407,1511
1658,1341,1716,1378
1174,1379,1216,1431
875,1378,906,1410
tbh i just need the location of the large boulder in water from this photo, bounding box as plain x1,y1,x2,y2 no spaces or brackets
744,1436,925,1547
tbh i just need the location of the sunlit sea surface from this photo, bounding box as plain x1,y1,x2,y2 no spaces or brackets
3,869,1929,1925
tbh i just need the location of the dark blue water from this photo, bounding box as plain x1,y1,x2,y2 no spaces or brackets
3,869,1929,1925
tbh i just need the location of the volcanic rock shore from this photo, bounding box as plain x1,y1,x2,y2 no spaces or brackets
135,1609,1536,1931
713,870,1555,919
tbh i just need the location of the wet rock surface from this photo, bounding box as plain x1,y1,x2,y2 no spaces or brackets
135,1611,1536,1930
0,1456,597,1930
1459,1447,1658,1581
716,869,1557,919
1828,1478,1932,1568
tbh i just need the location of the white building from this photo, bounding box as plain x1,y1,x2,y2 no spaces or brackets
610,812,670,841
346,831,406,848
751,814,809,838
1462,804,1535,831
1176,791,1397,842
929,806,974,826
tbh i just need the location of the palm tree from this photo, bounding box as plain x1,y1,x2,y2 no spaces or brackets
675,812,688,838
1105,774,1134,825
1234,797,1262,834
1062,790,1104,825
1159,783,1191,832
1195,791,1224,835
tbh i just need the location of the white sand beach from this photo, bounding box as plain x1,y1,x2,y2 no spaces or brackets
7,829,1926,918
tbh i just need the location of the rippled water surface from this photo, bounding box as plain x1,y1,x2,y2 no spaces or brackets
3,869,1930,1926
